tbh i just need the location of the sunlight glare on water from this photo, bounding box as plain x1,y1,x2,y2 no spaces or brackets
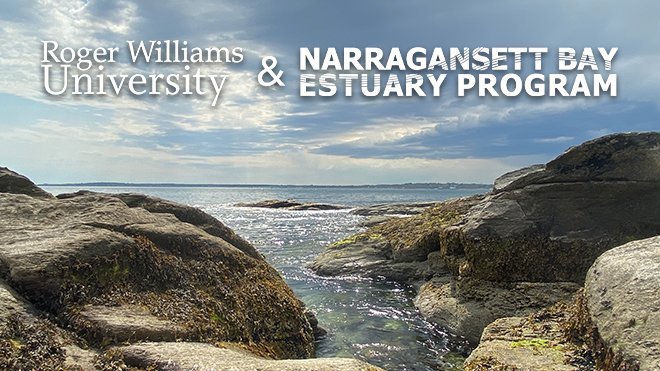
44,185,486,370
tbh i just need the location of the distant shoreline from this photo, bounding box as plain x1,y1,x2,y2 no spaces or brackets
39,182,492,190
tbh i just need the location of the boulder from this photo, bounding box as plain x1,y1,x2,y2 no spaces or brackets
583,235,660,370
0,168,328,365
58,191,261,259
0,190,314,359
459,132,660,283
0,167,53,199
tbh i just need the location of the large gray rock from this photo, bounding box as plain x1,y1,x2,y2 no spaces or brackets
0,167,53,199
0,169,316,361
114,342,383,370
584,235,660,370
59,190,261,259
458,132,660,283
0,191,314,359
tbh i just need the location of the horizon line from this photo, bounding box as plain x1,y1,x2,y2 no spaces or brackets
39,181,493,188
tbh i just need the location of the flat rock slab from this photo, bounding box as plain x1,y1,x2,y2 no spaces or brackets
74,304,190,343
465,338,576,371
118,342,383,370
585,235,660,370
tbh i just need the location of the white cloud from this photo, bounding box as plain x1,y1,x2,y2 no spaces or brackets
319,118,438,147
0,0,293,134
534,136,575,143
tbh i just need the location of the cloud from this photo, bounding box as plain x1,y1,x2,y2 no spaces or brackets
0,0,658,184
534,136,575,143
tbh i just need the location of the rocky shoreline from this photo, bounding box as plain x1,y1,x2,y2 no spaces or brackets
1,132,658,370
311,132,660,369
0,167,380,370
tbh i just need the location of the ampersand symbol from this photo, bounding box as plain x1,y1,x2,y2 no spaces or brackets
258,56,285,87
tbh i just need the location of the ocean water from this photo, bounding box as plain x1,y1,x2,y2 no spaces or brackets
44,185,490,370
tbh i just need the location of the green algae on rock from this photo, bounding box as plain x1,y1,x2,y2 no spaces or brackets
310,195,484,281
463,300,592,371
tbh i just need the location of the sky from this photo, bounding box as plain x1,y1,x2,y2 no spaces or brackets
0,0,658,184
